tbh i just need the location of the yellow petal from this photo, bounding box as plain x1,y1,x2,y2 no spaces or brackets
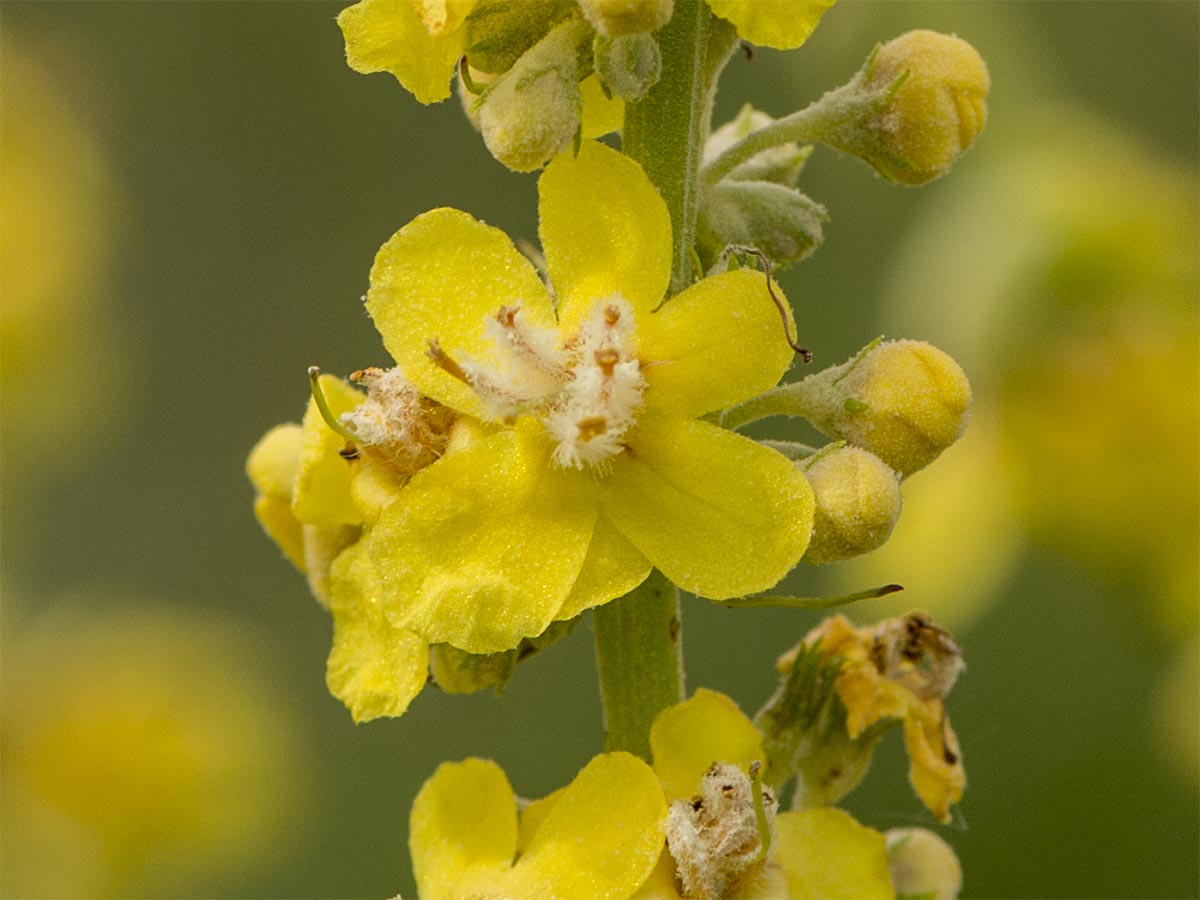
302,523,360,607
632,850,685,900
538,141,671,333
365,207,553,418
580,73,624,138
903,701,965,824
640,267,797,418
409,758,519,899
512,752,667,899
369,420,596,653
325,543,429,722
773,808,895,899
600,416,813,599
650,688,763,800
253,495,306,570
706,0,835,50
337,0,465,104
412,0,477,35
835,665,910,739
516,786,565,854
556,516,652,622
246,423,302,499
349,454,408,525
293,375,364,527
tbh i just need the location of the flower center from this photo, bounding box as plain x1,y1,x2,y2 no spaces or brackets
442,296,647,470
340,366,453,474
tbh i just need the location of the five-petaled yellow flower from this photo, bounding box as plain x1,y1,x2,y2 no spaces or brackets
362,140,814,654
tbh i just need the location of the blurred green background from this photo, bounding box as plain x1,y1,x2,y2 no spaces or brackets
1,2,1196,898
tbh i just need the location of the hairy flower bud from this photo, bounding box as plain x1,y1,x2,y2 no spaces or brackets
801,444,902,564
886,827,963,900
593,32,661,101
696,179,826,271
477,19,588,172
797,339,971,477
579,0,673,37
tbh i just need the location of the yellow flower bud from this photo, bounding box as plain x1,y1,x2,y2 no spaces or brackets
800,339,972,477
477,19,587,172
802,444,902,564
578,0,673,37
886,827,963,900
862,30,990,185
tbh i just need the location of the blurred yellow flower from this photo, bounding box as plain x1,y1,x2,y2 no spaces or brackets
796,615,965,823
0,38,124,479
409,753,666,899
640,688,895,899
0,603,305,898
363,141,813,654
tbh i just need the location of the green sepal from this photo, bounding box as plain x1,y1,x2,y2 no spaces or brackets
696,179,828,272
465,0,578,75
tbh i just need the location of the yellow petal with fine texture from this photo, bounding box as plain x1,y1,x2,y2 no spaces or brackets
600,415,813,599
410,758,519,899
774,808,895,899
903,700,965,824
365,207,554,418
246,423,302,499
338,0,465,104
510,752,666,899
293,375,364,527
650,688,763,800
325,543,429,723
369,419,596,653
539,141,671,332
580,74,624,138
253,495,305,570
706,0,835,50
640,267,797,418
555,516,652,622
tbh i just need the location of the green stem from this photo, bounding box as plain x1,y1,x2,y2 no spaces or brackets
623,0,736,295
700,102,838,188
593,570,683,760
718,379,820,431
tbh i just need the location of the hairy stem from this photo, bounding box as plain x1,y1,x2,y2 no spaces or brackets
593,570,683,759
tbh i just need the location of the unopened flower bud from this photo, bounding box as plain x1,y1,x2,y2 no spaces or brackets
464,0,577,75
886,828,963,900
429,642,516,694
705,105,811,187
801,444,902,564
578,0,673,37
477,19,588,172
798,339,971,477
593,32,661,101
862,30,988,185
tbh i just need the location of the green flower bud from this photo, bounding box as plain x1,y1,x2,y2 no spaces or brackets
705,105,811,187
429,642,517,694
801,444,902,565
464,0,577,75
476,19,590,172
578,0,673,37
886,828,963,900
696,179,826,271
797,339,971,477
593,32,661,101
863,30,989,185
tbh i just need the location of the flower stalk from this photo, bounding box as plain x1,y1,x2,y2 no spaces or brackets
593,569,683,760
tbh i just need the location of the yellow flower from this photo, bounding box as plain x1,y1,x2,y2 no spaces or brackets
409,752,667,899
0,602,304,897
706,0,835,50
639,689,895,899
796,614,966,823
362,140,814,654
247,374,430,722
